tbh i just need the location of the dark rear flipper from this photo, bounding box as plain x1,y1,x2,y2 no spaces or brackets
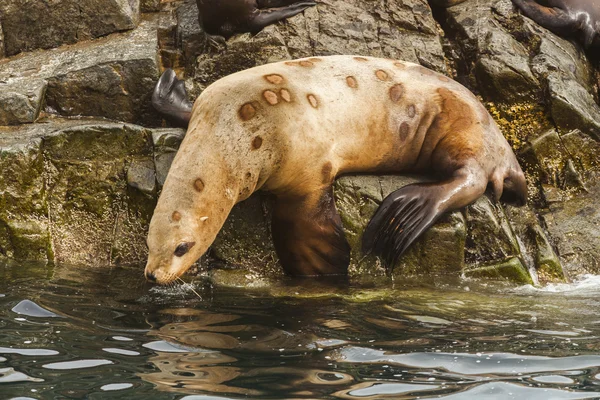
362,184,444,273
250,2,316,32
152,69,193,128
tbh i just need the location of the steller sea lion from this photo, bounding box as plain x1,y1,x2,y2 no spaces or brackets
196,0,317,39
511,0,600,49
145,55,528,285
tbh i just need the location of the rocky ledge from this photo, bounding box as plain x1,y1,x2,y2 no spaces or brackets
0,0,599,286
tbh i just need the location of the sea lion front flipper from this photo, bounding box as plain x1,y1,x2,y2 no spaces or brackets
249,2,316,32
152,69,194,128
271,187,350,276
362,168,487,272
511,0,574,36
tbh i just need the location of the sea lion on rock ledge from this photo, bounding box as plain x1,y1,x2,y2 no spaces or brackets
511,0,600,49
196,0,317,39
144,55,527,285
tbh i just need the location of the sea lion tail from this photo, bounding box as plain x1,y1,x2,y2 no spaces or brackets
362,184,442,273
152,69,193,128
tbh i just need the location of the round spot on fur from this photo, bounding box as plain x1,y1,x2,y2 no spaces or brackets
280,89,291,102
346,76,358,88
354,57,368,62
194,178,205,192
263,90,279,105
438,75,450,82
299,60,314,67
399,122,410,140
252,136,263,150
389,84,404,103
394,62,406,69
245,172,252,179
284,61,299,66
307,94,318,108
321,162,333,184
265,74,284,84
418,66,435,76
239,103,256,121
171,211,181,222
407,104,416,118
375,70,389,81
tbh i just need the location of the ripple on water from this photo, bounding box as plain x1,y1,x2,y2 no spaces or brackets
0,367,44,383
102,348,140,356
339,382,439,397
336,347,600,376
142,340,206,353
42,359,113,370
532,375,576,384
100,383,134,391
111,336,134,341
11,300,61,318
435,382,596,399
0,347,58,356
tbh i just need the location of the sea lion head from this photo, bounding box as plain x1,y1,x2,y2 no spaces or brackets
144,206,209,285
144,161,239,284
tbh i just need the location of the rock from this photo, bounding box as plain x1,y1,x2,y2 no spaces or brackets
465,257,532,284
528,129,584,192
0,0,140,56
192,0,446,92
141,0,161,12
0,126,50,261
152,128,186,186
0,16,160,126
464,196,520,266
542,182,600,277
127,160,157,195
548,74,600,139
0,80,47,126
0,118,156,267
334,176,466,278
176,0,205,72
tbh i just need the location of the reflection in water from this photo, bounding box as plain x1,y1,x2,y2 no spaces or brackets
2,261,600,398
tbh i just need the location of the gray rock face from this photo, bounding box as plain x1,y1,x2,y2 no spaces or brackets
1,0,600,285
0,17,160,126
0,0,140,56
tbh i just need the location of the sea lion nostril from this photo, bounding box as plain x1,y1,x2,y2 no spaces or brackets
146,271,157,282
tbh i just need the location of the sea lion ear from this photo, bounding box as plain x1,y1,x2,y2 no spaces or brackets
271,187,350,276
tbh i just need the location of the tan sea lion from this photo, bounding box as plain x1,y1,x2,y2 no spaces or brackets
145,55,527,284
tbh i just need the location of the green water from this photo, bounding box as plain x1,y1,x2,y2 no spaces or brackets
2,260,600,399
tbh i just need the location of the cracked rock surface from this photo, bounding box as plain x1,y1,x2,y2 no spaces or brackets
0,0,599,286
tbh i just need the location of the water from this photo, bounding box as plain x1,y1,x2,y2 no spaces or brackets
2,261,600,399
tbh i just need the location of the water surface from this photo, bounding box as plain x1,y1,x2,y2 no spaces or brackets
2,261,600,399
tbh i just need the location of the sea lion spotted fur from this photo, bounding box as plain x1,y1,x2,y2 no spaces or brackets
145,55,527,284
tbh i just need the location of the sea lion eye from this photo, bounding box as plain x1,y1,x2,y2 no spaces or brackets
174,242,195,257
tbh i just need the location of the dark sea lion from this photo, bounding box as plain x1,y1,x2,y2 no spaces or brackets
144,56,527,285
196,0,317,39
152,69,194,128
512,0,600,49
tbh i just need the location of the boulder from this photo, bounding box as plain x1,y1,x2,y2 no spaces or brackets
0,16,160,126
0,0,140,56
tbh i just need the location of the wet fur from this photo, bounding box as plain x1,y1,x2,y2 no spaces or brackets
196,0,316,38
145,56,527,284
512,0,600,48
